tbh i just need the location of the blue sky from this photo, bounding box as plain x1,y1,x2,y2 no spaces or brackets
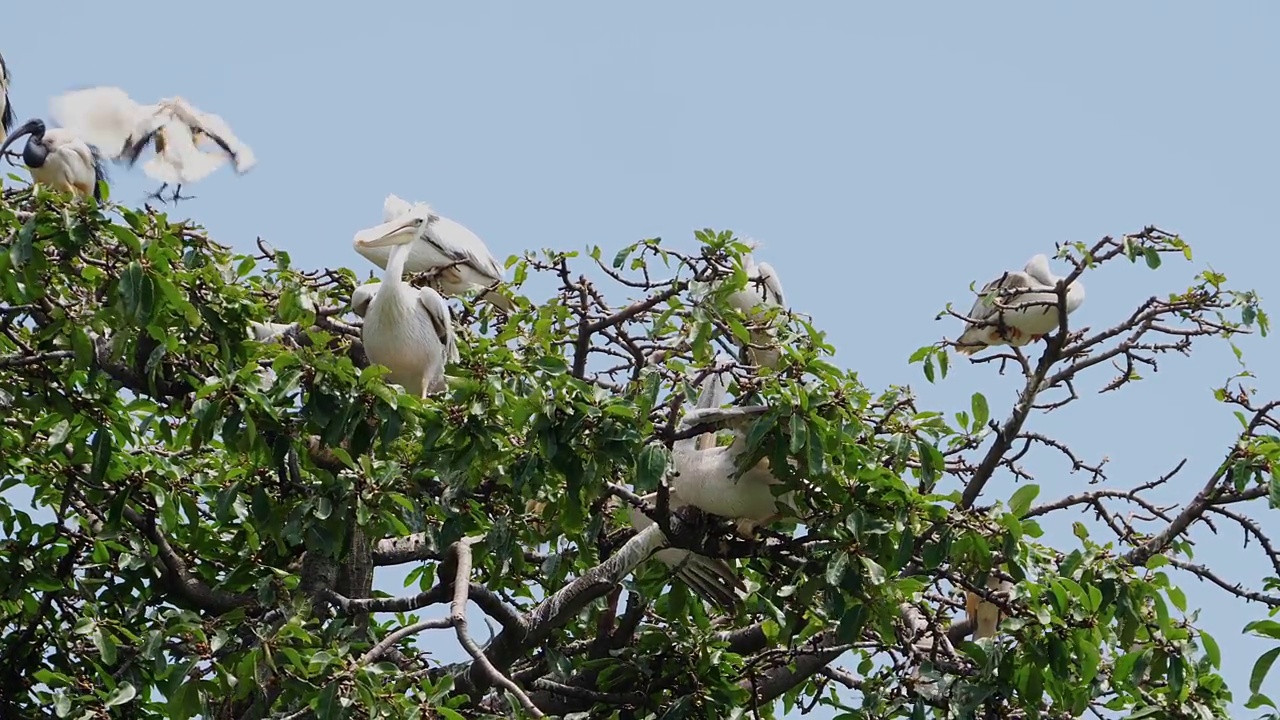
4,1,1279,716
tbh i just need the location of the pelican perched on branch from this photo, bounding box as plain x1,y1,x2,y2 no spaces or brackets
353,195,514,311
0,119,106,200
955,254,1085,356
51,86,255,203
721,242,788,369
627,356,744,607
0,53,14,134
663,355,803,539
349,222,461,398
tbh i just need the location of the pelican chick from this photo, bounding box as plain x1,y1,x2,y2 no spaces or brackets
955,254,1085,356
353,194,514,311
51,86,255,203
0,119,106,200
351,224,461,398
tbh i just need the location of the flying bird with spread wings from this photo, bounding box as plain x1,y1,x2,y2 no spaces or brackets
955,253,1085,356
352,194,514,311
51,86,255,203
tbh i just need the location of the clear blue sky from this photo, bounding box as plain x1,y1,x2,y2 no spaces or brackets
4,1,1279,715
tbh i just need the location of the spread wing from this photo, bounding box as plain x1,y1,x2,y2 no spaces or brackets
51,86,154,160
168,99,255,173
417,286,459,363
140,121,229,183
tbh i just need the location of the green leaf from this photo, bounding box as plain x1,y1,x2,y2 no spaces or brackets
1008,484,1040,518
1200,630,1221,669
788,413,808,455
93,627,118,665
635,443,669,491
1246,620,1280,641
104,682,137,707
90,429,113,483
970,392,990,430
1143,247,1162,269
860,557,886,585
825,552,848,586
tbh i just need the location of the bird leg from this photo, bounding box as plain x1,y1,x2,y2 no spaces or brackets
146,183,171,203
168,184,196,203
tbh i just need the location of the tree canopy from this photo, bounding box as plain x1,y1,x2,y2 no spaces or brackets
1,184,1278,719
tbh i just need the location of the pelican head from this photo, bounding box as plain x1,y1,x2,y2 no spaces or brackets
354,215,426,249
1,118,49,168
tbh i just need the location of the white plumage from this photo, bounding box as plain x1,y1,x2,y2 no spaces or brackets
0,119,106,200
664,358,802,538
955,254,1086,356
0,52,14,135
350,223,461,398
352,195,513,311
722,242,788,369
626,355,743,607
965,575,1015,639
51,87,255,201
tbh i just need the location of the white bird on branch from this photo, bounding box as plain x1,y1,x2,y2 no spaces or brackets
51,86,255,203
627,356,744,608
965,574,1015,640
662,356,804,540
0,118,107,201
721,241,788,369
352,194,514,312
955,253,1085,356
351,223,461,398
0,53,14,135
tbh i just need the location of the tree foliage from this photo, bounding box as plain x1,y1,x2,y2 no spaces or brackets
0,183,1278,719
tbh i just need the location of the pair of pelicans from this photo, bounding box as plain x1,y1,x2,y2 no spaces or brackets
0,54,254,203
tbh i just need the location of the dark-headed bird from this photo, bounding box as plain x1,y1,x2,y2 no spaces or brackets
0,52,14,134
51,86,255,203
0,118,106,200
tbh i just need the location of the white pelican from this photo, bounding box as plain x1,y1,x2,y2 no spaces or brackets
0,53,14,134
0,118,107,200
965,575,1014,639
352,195,514,311
722,242,788,369
627,356,743,607
663,356,804,539
348,222,461,397
955,254,1085,356
51,86,255,203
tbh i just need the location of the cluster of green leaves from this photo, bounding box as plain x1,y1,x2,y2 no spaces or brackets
0,188,1273,719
